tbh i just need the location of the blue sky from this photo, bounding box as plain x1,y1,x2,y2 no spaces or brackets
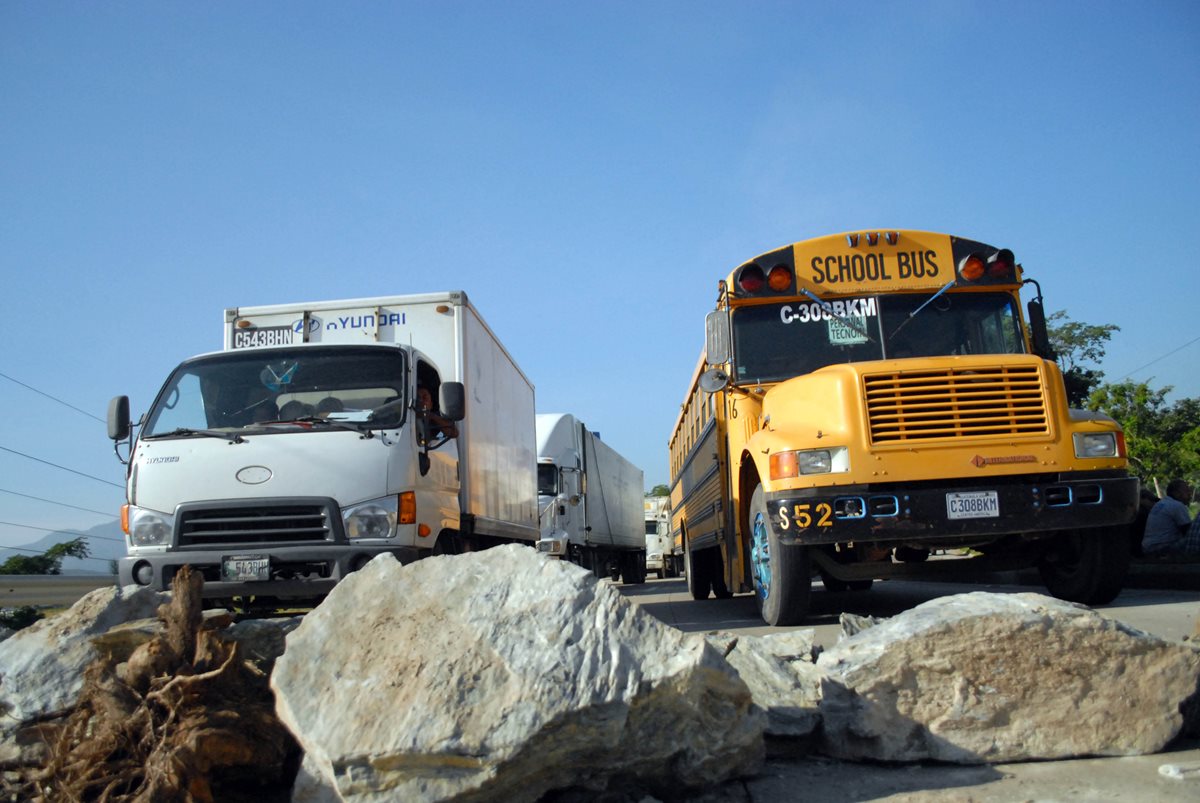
2,2,1198,558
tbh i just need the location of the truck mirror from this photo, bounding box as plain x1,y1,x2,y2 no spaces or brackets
705,310,731,364
440,382,465,422
1027,299,1055,360
699,368,730,394
108,396,131,441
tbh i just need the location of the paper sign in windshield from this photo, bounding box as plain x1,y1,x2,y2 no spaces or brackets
828,316,869,345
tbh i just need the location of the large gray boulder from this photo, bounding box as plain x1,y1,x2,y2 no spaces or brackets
707,630,822,740
272,546,764,802
0,584,167,726
817,592,1200,764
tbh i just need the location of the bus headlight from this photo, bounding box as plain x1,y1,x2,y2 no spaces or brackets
127,506,174,546
770,447,849,479
1073,432,1118,459
343,496,399,540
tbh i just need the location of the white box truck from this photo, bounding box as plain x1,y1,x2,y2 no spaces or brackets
535,413,646,584
107,292,538,605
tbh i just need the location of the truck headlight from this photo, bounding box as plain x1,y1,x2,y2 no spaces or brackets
343,496,399,540
127,507,174,546
1073,432,1118,459
770,447,850,479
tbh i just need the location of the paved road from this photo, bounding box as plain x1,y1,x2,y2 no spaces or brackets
616,576,1200,802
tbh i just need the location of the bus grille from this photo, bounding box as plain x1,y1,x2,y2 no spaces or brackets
177,502,334,547
864,364,1049,443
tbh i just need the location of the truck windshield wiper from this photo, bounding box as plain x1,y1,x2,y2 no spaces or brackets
150,427,246,444
270,416,375,439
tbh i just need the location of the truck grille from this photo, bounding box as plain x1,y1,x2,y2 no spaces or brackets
176,501,335,547
864,364,1049,444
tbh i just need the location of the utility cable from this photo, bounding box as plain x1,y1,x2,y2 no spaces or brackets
0,521,125,544
0,446,124,489
0,371,105,423
1115,333,1200,382
0,488,114,517
0,543,116,567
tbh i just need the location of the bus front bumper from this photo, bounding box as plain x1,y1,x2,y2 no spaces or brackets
765,474,1139,546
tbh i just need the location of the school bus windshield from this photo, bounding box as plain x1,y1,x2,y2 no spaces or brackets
731,291,1024,384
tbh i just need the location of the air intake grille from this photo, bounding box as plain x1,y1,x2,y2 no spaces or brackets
864,364,1048,444
177,502,333,547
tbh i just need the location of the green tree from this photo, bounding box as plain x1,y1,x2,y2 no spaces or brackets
1088,381,1200,494
1047,311,1120,407
646,484,670,497
0,537,90,576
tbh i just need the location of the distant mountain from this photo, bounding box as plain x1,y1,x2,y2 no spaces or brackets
0,520,126,576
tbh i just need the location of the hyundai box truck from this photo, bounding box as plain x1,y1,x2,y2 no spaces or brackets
108,292,538,605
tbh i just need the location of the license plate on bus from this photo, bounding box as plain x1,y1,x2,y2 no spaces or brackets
946,491,1000,520
232,326,294,349
222,555,270,582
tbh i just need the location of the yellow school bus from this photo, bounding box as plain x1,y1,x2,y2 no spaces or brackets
668,230,1138,625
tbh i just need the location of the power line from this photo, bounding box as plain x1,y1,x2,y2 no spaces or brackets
1115,333,1200,382
0,446,124,489
0,543,116,567
0,520,125,543
0,488,115,517
0,371,106,423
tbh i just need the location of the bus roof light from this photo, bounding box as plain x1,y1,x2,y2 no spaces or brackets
767,264,793,291
846,234,859,247
987,248,1015,280
885,231,899,245
737,263,765,294
958,253,986,282
866,232,879,246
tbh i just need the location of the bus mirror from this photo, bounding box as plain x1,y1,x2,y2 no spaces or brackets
108,396,131,441
705,310,731,364
699,368,730,394
440,382,465,422
1026,300,1055,360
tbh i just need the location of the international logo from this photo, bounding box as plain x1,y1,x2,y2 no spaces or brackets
972,454,1037,468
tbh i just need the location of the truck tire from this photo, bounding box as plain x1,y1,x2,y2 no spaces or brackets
620,552,646,585
686,540,713,600
1038,526,1130,605
749,484,811,626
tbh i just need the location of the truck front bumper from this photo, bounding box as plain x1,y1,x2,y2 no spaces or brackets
119,543,423,600
765,473,1139,546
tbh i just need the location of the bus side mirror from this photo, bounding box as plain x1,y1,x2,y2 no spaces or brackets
108,396,131,441
440,382,465,422
705,310,731,364
1027,300,1055,360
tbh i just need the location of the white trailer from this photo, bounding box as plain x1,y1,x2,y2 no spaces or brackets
108,291,538,605
535,413,646,584
643,497,674,579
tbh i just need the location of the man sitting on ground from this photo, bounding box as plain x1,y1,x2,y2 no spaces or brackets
1142,479,1198,556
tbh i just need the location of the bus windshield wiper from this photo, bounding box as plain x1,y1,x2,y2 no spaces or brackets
151,427,246,443
800,290,875,342
887,279,955,341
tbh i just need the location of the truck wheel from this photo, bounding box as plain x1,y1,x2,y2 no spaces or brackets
686,542,713,600
620,552,646,585
749,484,811,626
1038,526,1130,605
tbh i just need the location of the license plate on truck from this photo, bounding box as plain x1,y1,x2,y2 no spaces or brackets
946,491,1000,520
222,555,270,582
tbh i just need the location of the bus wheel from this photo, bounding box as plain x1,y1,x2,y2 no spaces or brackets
1038,526,1130,605
686,543,713,600
749,484,811,626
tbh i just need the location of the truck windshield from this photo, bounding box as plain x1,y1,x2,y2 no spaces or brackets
731,292,1024,385
143,346,408,437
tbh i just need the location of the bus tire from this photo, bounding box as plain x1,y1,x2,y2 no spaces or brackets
1038,526,1130,605
749,484,811,626
686,542,713,600
712,549,733,599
